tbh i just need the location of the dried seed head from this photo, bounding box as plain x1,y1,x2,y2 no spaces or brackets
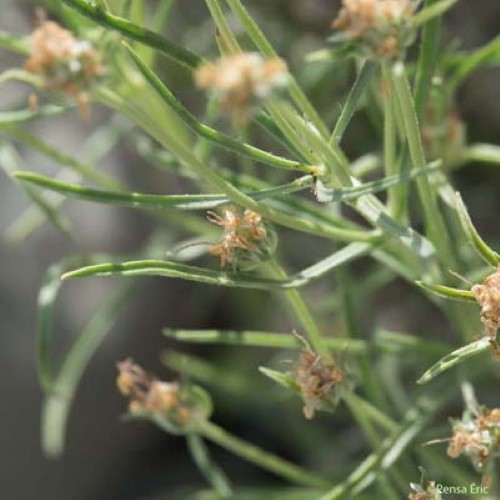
292,341,352,419
208,206,276,271
408,482,442,500
471,267,500,338
447,405,500,474
331,0,416,59
195,53,289,122
25,20,104,114
116,359,212,434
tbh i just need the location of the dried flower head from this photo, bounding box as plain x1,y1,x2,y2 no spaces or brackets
471,267,500,339
292,337,353,419
331,0,416,59
195,53,289,121
26,20,104,115
116,359,212,434
408,483,442,500
446,405,500,474
208,206,276,270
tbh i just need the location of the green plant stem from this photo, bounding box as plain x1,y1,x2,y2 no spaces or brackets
391,62,455,268
414,0,443,119
61,0,201,69
198,420,331,489
205,0,241,55
186,433,233,497
330,61,378,144
266,258,329,357
381,63,399,217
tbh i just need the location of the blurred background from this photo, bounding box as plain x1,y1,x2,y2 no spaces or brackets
1,1,500,499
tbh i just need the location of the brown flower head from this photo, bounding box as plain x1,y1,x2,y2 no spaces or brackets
471,267,500,338
25,20,104,114
331,0,416,59
195,53,289,122
408,482,442,500
116,359,212,434
293,339,353,419
208,206,276,271
446,405,500,473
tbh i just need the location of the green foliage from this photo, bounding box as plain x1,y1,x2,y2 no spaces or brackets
2,0,500,498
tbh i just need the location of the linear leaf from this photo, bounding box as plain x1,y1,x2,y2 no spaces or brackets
41,285,133,457
259,367,301,394
36,256,108,390
412,0,457,28
417,338,492,385
61,0,201,69
456,192,500,266
465,143,500,165
416,282,476,302
164,328,368,352
0,144,74,240
321,397,448,499
13,171,313,210
186,434,233,498
330,61,378,144
125,44,314,174
61,242,370,290
0,106,64,124
316,162,440,203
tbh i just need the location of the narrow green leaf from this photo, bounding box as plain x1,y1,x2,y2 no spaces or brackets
186,434,233,498
14,171,314,210
0,69,41,87
412,0,457,28
417,338,492,385
321,397,448,499
36,256,108,390
60,0,201,69
375,329,450,356
125,44,313,174
392,61,455,266
316,161,440,203
164,328,368,352
2,125,121,189
0,30,29,54
449,36,500,87
465,143,500,165
330,61,378,144
199,420,331,489
0,106,64,124
416,281,476,302
456,192,500,266
61,242,370,290
0,145,74,240
41,285,133,457
258,367,301,394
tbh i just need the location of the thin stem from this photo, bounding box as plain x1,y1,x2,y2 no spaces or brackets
266,258,329,358
198,420,330,489
414,0,443,119
391,62,455,268
330,61,378,144
381,63,399,217
125,45,315,173
186,433,233,497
